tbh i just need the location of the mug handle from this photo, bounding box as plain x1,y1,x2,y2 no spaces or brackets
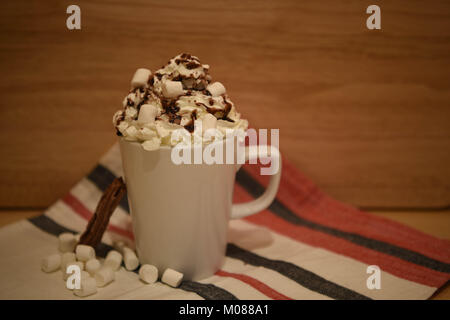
231,145,282,219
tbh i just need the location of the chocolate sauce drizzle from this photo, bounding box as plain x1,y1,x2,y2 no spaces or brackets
118,53,236,134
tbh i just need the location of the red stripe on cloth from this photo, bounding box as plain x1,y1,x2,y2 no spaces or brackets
62,193,134,240
232,183,448,288
215,269,292,300
244,160,450,264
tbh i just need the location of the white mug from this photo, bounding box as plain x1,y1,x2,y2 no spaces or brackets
119,137,281,280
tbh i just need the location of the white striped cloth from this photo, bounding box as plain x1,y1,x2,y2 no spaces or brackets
0,144,448,299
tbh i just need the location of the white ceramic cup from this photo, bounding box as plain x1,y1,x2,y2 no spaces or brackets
119,137,281,280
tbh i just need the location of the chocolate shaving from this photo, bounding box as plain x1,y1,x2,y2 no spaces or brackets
172,114,182,124
186,61,201,69
196,101,229,120
183,110,198,133
78,177,127,248
184,121,194,133
223,117,235,123
126,97,134,107
180,53,192,59
161,98,180,119
222,95,232,120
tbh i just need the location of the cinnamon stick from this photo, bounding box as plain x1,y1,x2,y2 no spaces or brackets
79,177,127,248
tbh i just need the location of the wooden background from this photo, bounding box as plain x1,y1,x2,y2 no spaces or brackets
0,0,449,210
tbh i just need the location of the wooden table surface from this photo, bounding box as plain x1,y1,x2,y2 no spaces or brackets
1,208,448,299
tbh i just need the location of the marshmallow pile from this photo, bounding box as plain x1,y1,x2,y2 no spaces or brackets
41,233,184,298
113,53,248,150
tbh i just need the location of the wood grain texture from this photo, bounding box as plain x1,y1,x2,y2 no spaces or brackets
0,0,449,208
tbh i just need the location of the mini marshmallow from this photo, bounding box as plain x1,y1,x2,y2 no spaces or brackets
141,137,161,151
117,121,129,134
139,264,158,284
58,232,77,253
85,258,101,276
74,277,97,297
124,125,139,141
131,68,152,89
41,254,61,273
138,127,157,140
138,104,159,124
162,80,184,98
206,82,226,97
75,244,95,262
123,247,139,271
161,268,183,288
60,252,76,272
202,113,217,133
104,250,123,271
63,261,84,280
94,267,115,287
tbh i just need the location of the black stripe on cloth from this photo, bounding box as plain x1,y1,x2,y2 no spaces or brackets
180,281,238,300
87,165,130,212
227,243,370,300
28,214,236,300
235,169,450,274
29,215,115,258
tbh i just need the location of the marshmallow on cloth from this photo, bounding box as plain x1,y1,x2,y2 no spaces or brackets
138,104,159,124
58,232,77,253
206,82,226,97
94,267,115,287
104,250,123,271
131,68,152,89
74,277,97,297
85,258,101,276
139,264,158,284
76,244,95,262
162,80,184,98
41,254,61,273
114,241,139,271
123,247,139,271
161,268,183,288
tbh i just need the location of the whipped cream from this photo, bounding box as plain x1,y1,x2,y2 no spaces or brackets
113,53,248,150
